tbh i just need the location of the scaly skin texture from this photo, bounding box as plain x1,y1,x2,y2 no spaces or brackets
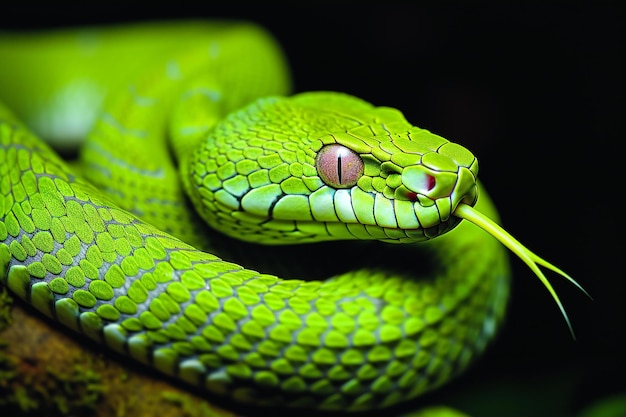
0,21,511,413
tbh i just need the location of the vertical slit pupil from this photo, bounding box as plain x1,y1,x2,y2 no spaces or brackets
337,154,343,184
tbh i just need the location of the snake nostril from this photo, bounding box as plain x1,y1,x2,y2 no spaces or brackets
401,167,438,199
425,174,436,191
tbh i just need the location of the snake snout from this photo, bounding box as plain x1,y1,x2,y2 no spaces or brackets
452,166,479,207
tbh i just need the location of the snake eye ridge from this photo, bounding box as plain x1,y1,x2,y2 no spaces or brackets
316,144,364,188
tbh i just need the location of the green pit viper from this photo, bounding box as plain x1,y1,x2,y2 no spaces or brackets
0,21,586,415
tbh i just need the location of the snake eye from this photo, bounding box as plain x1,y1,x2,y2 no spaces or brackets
316,144,364,188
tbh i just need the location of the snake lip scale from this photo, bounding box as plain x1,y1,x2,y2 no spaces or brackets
0,20,587,413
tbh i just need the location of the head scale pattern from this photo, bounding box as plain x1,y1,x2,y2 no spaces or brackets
183,92,479,245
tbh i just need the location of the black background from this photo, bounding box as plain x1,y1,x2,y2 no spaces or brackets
1,4,624,417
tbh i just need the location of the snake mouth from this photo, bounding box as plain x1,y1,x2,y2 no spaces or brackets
453,202,590,339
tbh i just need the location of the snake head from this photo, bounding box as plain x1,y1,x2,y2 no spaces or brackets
312,127,479,242
184,92,479,244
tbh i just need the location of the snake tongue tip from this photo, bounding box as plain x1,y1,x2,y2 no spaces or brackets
454,202,588,339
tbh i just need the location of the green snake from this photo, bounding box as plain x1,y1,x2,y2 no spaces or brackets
0,21,584,413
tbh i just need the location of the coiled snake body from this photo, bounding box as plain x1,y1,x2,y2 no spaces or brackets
0,21,581,413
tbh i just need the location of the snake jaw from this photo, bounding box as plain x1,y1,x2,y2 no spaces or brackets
453,202,590,339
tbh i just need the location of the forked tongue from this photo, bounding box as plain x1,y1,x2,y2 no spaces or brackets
453,202,590,339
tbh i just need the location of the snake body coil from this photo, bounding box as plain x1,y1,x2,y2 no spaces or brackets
0,21,577,412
